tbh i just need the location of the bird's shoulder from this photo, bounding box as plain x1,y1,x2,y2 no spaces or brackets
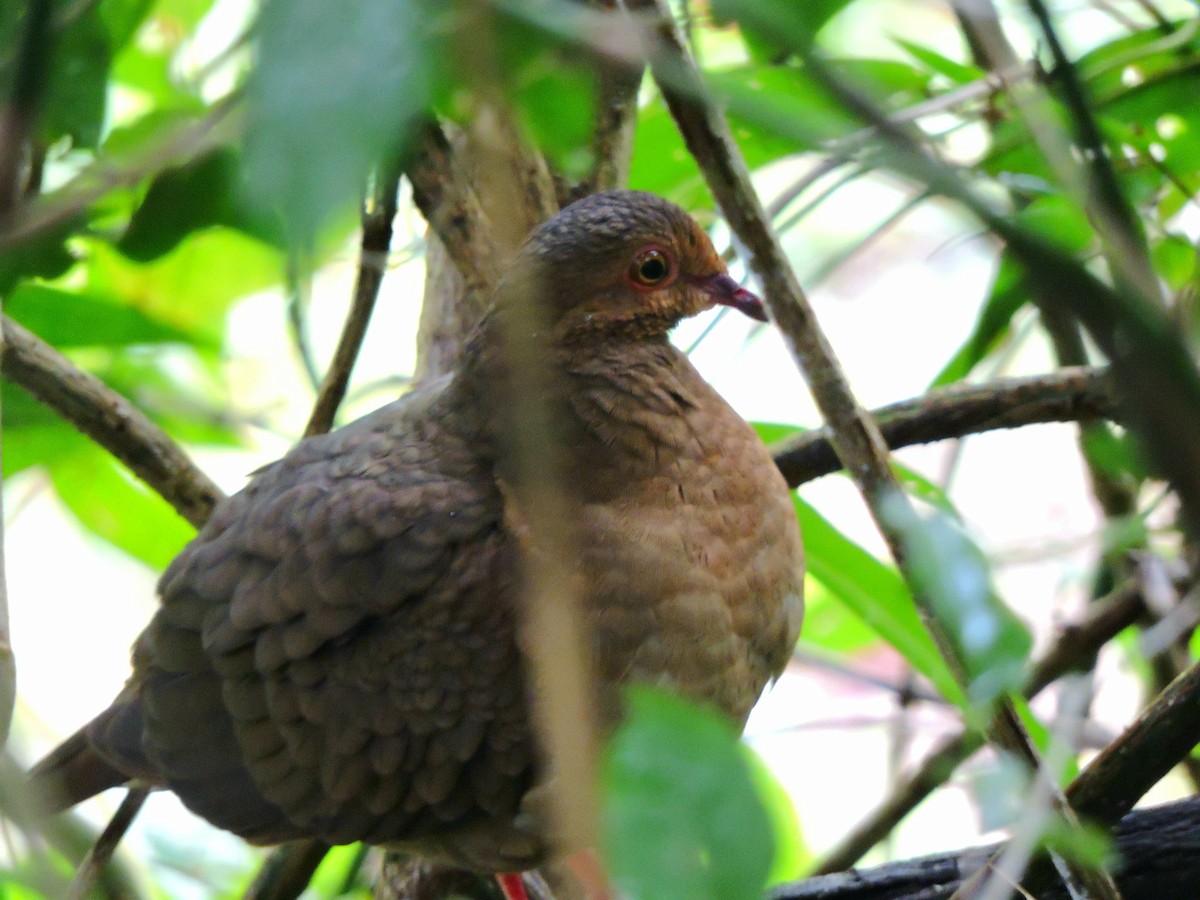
157,374,504,639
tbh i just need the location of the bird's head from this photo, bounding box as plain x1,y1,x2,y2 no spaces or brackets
506,190,766,343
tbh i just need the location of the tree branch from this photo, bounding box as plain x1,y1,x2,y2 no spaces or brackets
814,580,1145,874
242,840,332,900
404,120,501,299
304,163,403,436
774,796,1200,900
0,316,223,528
65,787,148,900
773,367,1118,487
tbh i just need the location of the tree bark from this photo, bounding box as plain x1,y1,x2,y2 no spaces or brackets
770,797,1200,900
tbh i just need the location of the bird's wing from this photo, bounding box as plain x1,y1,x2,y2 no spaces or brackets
122,384,534,846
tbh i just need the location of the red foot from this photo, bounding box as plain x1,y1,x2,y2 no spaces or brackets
496,872,530,900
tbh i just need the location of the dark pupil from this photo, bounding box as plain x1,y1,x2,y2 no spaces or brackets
639,255,667,282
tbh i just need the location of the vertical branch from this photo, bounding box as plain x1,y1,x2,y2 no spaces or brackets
571,1,643,199
459,11,601,865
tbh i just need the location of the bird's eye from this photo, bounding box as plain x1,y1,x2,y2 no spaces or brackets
627,247,673,290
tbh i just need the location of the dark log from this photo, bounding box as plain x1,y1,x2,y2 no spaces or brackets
770,796,1200,900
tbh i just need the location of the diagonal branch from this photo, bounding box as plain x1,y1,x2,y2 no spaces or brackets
304,163,403,436
627,8,1119,896
0,316,223,528
773,367,1118,487
814,580,1145,874
403,122,499,298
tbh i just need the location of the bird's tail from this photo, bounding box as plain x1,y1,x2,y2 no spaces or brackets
27,726,130,813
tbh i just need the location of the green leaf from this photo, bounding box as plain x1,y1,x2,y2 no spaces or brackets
43,6,112,148
0,218,79,295
969,752,1029,832
6,283,201,348
119,149,284,261
1080,424,1150,482
49,447,195,570
1015,194,1095,256
1152,233,1196,291
880,493,1032,710
1041,818,1116,870
603,688,775,900
797,579,879,655
243,0,441,244
711,0,854,53
743,748,809,884
894,38,981,85
1010,694,1079,784
794,495,961,702
495,13,598,178
99,0,155,52
85,228,282,341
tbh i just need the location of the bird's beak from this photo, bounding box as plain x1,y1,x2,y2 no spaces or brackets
697,272,768,322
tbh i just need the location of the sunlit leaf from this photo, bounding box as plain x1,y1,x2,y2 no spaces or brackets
1152,233,1196,291
794,495,961,702
1015,194,1095,255
49,447,195,570
603,688,775,900
894,38,981,85
881,492,1032,710
85,229,283,340
6,283,201,348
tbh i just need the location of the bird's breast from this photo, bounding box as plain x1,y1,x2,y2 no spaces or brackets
565,367,803,726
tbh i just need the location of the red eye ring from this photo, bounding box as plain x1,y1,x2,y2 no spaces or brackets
627,246,675,290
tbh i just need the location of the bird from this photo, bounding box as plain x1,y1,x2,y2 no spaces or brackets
29,189,805,899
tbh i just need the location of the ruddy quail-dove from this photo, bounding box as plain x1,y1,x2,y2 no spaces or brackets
30,190,805,898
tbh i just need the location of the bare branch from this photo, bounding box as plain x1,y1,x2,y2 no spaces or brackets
814,580,1145,874
65,787,148,900
0,316,223,528
0,99,238,254
404,122,500,298
242,840,332,900
304,163,403,436
776,796,1200,900
773,367,1118,487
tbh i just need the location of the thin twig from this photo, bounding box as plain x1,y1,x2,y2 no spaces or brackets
0,0,52,216
65,787,148,900
0,98,239,253
304,163,403,436
1026,0,1162,306
0,316,223,527
815,580,1145,874
573,0,643,199
242,840,332,900
773,367,1118,487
